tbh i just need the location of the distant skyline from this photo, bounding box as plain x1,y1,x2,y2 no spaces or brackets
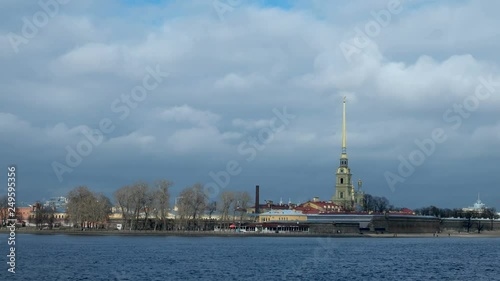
1,0,499,209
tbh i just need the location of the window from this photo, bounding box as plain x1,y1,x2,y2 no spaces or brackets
340,192,344,199
340,178,344,184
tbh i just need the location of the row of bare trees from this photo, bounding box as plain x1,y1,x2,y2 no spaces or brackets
173,186,253,230
19,180,252,231
219,191,252,226
114,180,172,231
176,183,208,230
363,194,395,212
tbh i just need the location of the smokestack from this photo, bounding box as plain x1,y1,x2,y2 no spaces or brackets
255,185,260,214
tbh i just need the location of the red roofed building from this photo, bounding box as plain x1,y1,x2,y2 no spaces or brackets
294,197,344,214
387,208,415,215
398,208,415,215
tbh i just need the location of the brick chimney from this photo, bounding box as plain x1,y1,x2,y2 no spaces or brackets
255,185,260,214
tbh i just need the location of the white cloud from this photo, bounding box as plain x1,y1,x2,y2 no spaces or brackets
232,118,273,130
160,105,220,127
0,112,31,132
107,131,156,147
51,43,125,76
1,0,500,208
166,126,226,154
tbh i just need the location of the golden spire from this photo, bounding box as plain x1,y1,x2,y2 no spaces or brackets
342,96,347,155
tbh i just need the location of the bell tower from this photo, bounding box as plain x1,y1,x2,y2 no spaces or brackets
332,97,361,209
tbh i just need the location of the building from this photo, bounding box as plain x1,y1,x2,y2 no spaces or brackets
258,210,307,223
247,199,296,214
331,97,364,209
462,194,487,213
44,196,68,208
16,206,32,222
294,197,343,214
253,211,438,234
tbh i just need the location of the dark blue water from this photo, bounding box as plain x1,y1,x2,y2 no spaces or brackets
0,234,499,281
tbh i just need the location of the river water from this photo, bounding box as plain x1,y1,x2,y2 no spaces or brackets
0,234,498,280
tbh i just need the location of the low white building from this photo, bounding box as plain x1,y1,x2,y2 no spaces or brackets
462,194,487,213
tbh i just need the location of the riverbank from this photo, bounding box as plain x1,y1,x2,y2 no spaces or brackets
0,228,363,238
2,228,500,238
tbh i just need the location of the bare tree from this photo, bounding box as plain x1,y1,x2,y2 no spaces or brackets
114,185,134,230
483,208,497,231
143,190,154,230
129,182,149,230
219,191,235,227
177,183,208,230
234,191,252,222
94,193,112,229
67,186,111,229
67,186,94,228
0,196,8,227
463,212,473,233
151,179,172,231
476,220,484,234
29,202,56,229
115,181,171,231
206,201,217,219
362,194,374,212
373,196,390,213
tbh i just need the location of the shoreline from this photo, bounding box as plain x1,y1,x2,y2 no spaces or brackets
2,228,500,238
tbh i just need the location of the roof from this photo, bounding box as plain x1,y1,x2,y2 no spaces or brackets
298,201,343,210
303,200,340,206
257,204,291,210
259,210,305,216
54,207,67,213
399,208,415,214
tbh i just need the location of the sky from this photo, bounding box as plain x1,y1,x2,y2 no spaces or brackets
1,0,499,209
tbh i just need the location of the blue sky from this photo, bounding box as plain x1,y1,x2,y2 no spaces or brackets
1,0,499,210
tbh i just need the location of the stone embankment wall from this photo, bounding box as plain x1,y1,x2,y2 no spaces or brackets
308,216,443,234
371,216,441,233
440,218,500,232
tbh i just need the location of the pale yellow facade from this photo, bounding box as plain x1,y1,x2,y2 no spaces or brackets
258,210,307,222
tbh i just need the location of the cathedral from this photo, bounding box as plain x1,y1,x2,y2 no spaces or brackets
331,97,364,210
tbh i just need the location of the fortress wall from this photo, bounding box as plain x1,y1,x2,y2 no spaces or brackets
309,216,442,234
288,216,500,234
440,218,500,232
309,223,360,234
371,216,441,233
